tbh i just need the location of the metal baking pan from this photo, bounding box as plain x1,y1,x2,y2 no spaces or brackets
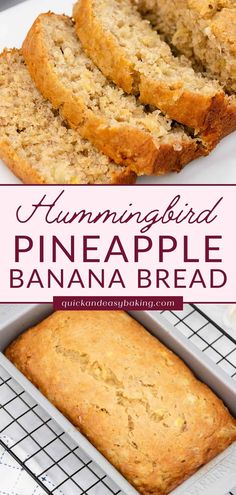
0,305,235,495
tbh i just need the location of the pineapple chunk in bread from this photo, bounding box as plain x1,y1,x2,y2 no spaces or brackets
22,13,203,176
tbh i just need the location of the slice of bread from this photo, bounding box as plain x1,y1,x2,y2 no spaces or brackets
22,13,203,176
73,0,229,148
133,0,236,94
0,50,135,184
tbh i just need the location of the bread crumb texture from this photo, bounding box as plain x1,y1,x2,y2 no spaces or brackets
74,0,227,144
5,311,236,495
133,0,236,93
22,14,202,175
0,50,136,184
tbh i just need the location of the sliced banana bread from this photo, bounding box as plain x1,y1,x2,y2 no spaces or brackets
0,50,135,184
74,0,229,147
22,13,203,176
133,0,236,94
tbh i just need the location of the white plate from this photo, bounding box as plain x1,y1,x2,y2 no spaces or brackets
0,0,235,185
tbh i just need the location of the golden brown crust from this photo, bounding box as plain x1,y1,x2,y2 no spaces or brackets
139,78,225,141
73,0,227,149
22,13,202,176
112,169,137,184
221,96,236,138
5,311,236,495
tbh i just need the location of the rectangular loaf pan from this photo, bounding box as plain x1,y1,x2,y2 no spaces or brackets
0,305,235,495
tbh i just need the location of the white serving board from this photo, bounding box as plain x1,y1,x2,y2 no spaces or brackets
0,0,235,185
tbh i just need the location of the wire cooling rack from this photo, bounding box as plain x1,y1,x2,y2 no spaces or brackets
0,365,124,495
162,304,236,380
0,304,236,495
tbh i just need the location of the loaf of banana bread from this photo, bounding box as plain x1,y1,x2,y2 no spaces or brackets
5,311,236,495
